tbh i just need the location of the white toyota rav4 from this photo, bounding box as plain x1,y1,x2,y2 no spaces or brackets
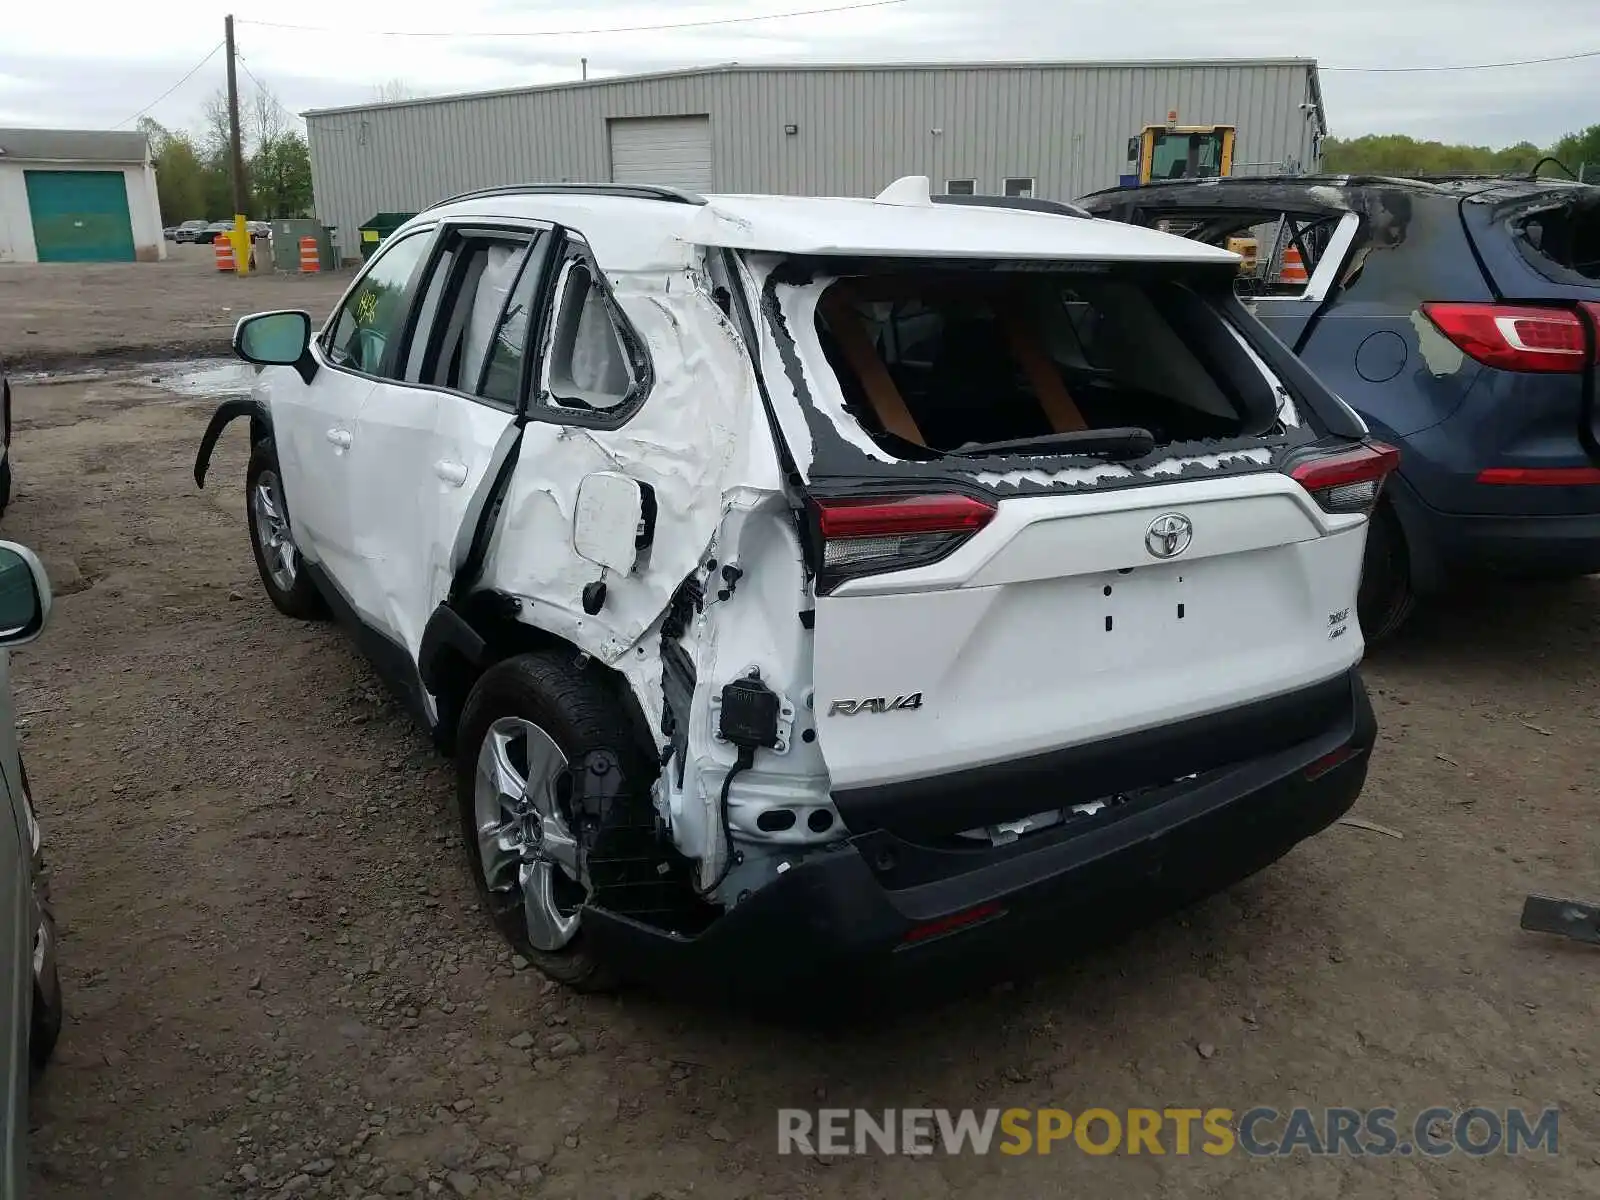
195,178,1389,994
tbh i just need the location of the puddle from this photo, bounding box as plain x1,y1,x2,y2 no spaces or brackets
144,358,257,398
12,357,258,398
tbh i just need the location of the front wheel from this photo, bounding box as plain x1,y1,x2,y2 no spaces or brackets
245,439,325,620
454,652,654,992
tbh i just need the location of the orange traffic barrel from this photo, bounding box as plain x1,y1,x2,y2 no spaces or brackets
298,236,320,273
214,237,236,272
1278,244,1309,285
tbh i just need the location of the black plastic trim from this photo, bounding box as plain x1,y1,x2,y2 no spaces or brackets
302,561,434,730
417,603,488,695
193,397,270,488
578,678,1373,998
831,670,1364,839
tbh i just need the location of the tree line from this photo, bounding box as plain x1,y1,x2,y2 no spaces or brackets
139,81,313,224
1323,124,1600,180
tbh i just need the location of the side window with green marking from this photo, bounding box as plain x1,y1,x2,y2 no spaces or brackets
324,231,432,377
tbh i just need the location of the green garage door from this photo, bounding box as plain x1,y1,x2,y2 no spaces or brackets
24,170,135,262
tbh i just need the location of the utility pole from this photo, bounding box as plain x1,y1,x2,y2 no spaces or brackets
224,14,250,274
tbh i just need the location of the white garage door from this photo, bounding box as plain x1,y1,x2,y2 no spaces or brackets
608,116,713,192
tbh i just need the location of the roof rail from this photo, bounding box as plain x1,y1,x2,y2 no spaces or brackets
428,182,708,210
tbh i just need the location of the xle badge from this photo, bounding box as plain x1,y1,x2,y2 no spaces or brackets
828,694,923,717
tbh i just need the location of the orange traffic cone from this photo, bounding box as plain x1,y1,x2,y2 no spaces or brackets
1278,244,1309,285
298,236,320,273
214,238,236,272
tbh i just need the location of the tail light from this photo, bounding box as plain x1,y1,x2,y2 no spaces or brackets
1290,442,1400,514
810,492,996,590
1421,302,1600,374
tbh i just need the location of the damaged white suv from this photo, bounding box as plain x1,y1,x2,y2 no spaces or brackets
195,178,1389,994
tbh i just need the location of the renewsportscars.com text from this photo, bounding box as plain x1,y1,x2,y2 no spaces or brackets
777,1106,1559,1158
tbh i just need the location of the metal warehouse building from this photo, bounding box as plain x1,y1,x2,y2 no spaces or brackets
0,128,165,263
306,58,1325,258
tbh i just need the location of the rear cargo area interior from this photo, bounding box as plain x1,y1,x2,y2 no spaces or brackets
812,269,1267,456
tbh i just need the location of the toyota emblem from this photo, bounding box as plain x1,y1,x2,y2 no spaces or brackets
1145,513,1193,559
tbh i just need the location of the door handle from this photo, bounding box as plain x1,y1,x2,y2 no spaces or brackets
326,428,352,449
434,459,469,487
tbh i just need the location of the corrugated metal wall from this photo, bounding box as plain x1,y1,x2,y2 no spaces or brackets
307,62,1322,259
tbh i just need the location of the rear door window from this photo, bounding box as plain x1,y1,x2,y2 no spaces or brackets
409,228,550,407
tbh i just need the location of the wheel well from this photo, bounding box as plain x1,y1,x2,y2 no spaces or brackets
428,594,658,760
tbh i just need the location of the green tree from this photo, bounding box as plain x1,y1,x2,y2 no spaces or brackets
1320,131,1596,180
1322,133,1544,177
154,135,208,224
137,116,208,223
1551,124,1600,179
251,132,313,218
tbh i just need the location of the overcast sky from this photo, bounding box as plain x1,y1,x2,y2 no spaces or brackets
1,0,1594,147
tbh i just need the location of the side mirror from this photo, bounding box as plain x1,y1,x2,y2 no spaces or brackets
572,472,645,575
233,310,317,383
0,542,51,647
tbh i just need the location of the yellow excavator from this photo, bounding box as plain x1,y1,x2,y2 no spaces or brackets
1120,121,1236,187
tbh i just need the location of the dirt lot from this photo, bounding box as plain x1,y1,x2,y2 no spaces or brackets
5,257,1600,1199
0,244,350,372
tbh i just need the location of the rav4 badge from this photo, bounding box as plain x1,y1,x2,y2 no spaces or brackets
828,694,924,717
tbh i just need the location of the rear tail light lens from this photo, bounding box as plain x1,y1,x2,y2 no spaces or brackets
1421,302,1600,374
1290,442,1400,514
811,493,996,589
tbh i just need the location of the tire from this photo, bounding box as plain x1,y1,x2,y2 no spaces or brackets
245,439,325,620
30,947,62,1072
0,457,12,520
24,761,61,1072
1358,501,1416,644
454,651,655,992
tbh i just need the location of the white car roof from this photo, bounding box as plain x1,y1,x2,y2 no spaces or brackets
425,176,1239,272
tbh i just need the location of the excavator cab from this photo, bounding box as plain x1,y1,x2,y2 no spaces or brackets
1120,124,1236,187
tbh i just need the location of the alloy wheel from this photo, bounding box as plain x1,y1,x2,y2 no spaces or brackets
473,717,585,951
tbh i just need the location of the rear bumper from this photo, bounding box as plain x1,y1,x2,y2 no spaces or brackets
1387,473,1600,590
585,670,1375,998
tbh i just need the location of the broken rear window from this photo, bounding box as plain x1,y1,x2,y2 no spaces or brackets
810,267,1283,458
1516,193,1600,283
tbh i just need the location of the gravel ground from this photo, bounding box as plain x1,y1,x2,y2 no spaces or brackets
0,244,350,372
4,256,1600,1199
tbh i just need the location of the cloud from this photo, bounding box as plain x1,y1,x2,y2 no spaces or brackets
0,0,1592,145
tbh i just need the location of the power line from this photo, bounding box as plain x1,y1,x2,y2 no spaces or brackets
234,51,271,97
1324,46,1600,73
239,0,909,38
114,40,225,128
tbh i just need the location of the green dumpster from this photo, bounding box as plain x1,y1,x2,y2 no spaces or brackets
358,212,417,260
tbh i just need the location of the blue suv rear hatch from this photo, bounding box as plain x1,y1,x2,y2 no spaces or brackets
1427,183,1600,517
